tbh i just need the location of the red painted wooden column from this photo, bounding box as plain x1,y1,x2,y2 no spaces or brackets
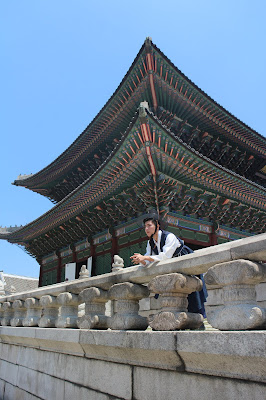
139,105,160,216
111,232,118,264
38,260,43,287
90,240,96,276
56,251,62,283
210,225,218,246
145,37,158,111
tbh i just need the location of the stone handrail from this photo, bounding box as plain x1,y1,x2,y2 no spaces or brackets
0,233,266,331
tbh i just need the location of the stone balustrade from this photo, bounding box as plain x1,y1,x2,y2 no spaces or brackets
148,273,204,330
39,295,59,328
1,302,14,326
23,297,42,327
77,287,109,329
0,233,265,331
56,292,79,328
108,282,149,330
10,300,26,327
204,259,266,330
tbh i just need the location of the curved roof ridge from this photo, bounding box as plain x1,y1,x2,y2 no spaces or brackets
151,41,266,144
13,38,266,194
147,109,266,194
1,110,140,240
13,41,147,186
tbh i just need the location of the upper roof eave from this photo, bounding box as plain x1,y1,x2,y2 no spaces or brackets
14,38,266,193
151,41,266,145
2,109,266,244
12,41,147,189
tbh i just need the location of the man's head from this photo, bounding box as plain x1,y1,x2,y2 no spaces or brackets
143,217,159,238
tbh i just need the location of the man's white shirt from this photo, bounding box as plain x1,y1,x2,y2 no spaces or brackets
144,230,181,264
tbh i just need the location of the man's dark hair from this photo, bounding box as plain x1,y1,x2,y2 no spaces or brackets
143,216,159,226
143,216,161,242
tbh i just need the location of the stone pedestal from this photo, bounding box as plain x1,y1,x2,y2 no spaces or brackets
148,273,204,330
1,302,14,326
0,303,3,325
112,255,124,272
108,282,149,330
23,297,42,327
38,295,59,328
77,287,109,329
10,300,26,327
56,292,79,328
205,259,266,330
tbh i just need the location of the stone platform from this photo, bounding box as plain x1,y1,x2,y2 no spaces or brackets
0,327,265,400
0,234,266,399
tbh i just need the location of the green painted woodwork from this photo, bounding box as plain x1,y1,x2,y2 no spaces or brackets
168,226,182,237
41,269,57,286
138,241,147,254
42,260,58,271
118,229,146,248
217,237,230,245
229,233,248,240
180,221,200,231
119,241,147,267
180,229,195,241
125,223,142,233
61,255,73,265
94,252,112,275
93,230,109,241
95,240,112,254
41,273,47,286
104,241,112,251
118,236,129,246
61,266,65,282
77,249,91,260
195,232,210,243
129,230,142,242
95,244,104,254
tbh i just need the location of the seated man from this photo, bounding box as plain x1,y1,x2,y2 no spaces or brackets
130,216,207,317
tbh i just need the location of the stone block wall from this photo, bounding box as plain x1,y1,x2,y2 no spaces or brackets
0,327,265,400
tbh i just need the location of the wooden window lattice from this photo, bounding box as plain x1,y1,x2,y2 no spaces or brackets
94,252,112,275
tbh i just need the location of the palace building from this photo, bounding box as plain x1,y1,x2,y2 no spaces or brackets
1,38,266,286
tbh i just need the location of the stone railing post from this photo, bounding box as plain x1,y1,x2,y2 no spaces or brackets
148,273,204,330
1,302,14,326
204,259,266,330
77,287,109,329
38,295,60,328
23,297,42,327
79,265,90,279
108,282,149,330
56,292,79,328
10,300,26,327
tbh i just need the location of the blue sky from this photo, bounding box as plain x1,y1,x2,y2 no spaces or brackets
0,0,265,278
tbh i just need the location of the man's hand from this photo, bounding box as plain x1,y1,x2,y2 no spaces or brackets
130,253,146,265
130,253,154,265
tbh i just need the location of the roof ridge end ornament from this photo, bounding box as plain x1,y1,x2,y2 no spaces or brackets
138,101,149,120
145,37,153,52
15,173,34,181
